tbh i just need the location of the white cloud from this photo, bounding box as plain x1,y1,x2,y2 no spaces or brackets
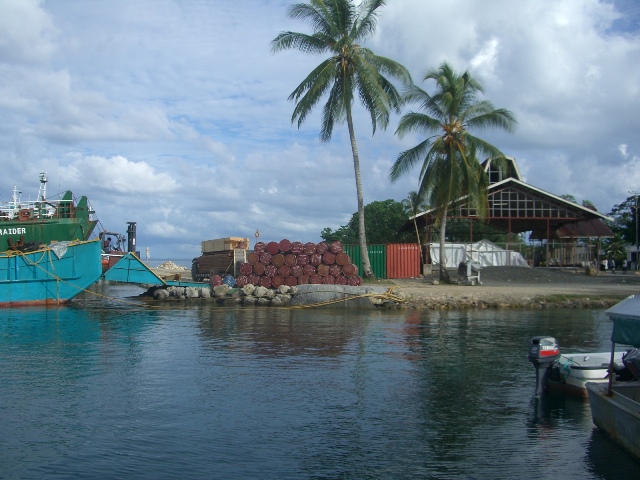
0,0,638,259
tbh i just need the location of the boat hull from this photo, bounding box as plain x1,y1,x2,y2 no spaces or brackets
586,381,640,462
0,239,102,307
547,352,624,397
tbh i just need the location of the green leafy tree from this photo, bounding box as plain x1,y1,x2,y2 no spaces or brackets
271,0,411,278
608,195,639,247
560,194,577,203
605,234,628,265
321,199,413,244
389,62,516,281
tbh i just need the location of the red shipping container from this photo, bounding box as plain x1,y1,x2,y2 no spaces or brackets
386,243,421,279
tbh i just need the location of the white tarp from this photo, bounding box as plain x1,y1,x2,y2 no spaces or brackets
429,239,529,268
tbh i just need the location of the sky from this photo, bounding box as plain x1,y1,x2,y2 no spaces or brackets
1,0,639,261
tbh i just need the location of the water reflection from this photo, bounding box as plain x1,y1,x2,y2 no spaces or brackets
195,307,367,358
2,299,638,479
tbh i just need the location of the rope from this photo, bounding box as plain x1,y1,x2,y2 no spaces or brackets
287,286,405,309
7,245,149,307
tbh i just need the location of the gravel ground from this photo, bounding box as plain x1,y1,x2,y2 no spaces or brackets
389,266,640,309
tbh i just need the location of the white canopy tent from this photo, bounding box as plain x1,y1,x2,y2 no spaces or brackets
430,239,528,268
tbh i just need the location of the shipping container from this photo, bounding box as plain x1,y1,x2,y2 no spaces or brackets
386,243,421,278
343,244,386,279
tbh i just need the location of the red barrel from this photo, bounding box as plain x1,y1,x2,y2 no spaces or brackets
260,276,272,288
259,252,272,265
254,242,266,253
316,241,329,254
298,275,309,285
336,252,350,266
304,242,316,255
248,274,260,285
235,275,248,287
284,254,297,266
265,264,278,277
272,275,284,288
303,264,316,276
248,252,260,265
210,275,223,287
253,262,266,276
266,241,279,255
279,239,291,253
323,252,336,265
309,253,322,266
348,275,363,286
285,276,298,286
290,241,304,255
309,274,323,284
336,275,348,285
239,263,253,275
330,241,343,254
272,254,285,267
323,275,336,284
317,264,330,276
278,265,291,277
296,254,308,266
291,265,303,277
342,263,356,276
329,264,342,276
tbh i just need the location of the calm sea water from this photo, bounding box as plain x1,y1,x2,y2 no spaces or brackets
1,282,638,480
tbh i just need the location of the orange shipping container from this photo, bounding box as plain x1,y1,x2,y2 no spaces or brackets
386,243,421,279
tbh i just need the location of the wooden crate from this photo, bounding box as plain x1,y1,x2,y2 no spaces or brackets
195,249,247,278
201,237,249,253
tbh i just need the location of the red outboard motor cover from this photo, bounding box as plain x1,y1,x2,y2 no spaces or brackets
528,336,560,366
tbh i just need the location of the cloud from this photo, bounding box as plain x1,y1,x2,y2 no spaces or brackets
0,0,638,260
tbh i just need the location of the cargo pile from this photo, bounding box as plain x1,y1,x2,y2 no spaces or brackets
210,239,363,289
192,237,249,281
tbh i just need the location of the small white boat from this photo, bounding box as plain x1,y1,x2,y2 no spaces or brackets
547,351,626,397
528,337,627,397
586,294,640,462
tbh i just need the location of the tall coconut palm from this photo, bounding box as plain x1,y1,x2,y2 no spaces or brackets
271,0,411,278
390,62,516,282
402,190,428,264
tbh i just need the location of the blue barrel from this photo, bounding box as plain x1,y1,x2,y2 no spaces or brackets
223,274,236,287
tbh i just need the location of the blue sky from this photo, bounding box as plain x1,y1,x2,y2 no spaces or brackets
1,0,639,260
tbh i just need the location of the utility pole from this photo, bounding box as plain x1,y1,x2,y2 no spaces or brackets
630,191,639,270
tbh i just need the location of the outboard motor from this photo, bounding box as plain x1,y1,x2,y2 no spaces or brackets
528,336,560,397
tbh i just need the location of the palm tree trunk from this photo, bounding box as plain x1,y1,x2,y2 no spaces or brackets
346,107,373,279
439,205,450,282
413,220,424,266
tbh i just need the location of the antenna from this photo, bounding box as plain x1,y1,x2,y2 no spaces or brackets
38,172,48,201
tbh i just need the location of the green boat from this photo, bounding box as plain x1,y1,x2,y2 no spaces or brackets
0,173,97,251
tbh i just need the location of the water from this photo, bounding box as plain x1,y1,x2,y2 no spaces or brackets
1,283,638,479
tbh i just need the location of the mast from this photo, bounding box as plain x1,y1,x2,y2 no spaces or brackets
38,172,47,201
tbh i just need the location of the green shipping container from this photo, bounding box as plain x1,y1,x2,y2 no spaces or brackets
343,244,387,279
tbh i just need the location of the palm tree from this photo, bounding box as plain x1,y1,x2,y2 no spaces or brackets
271,0,411,278
402,191,428,264
390,62,516,282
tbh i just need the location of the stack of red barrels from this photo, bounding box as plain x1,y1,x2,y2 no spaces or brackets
234,239,363,289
